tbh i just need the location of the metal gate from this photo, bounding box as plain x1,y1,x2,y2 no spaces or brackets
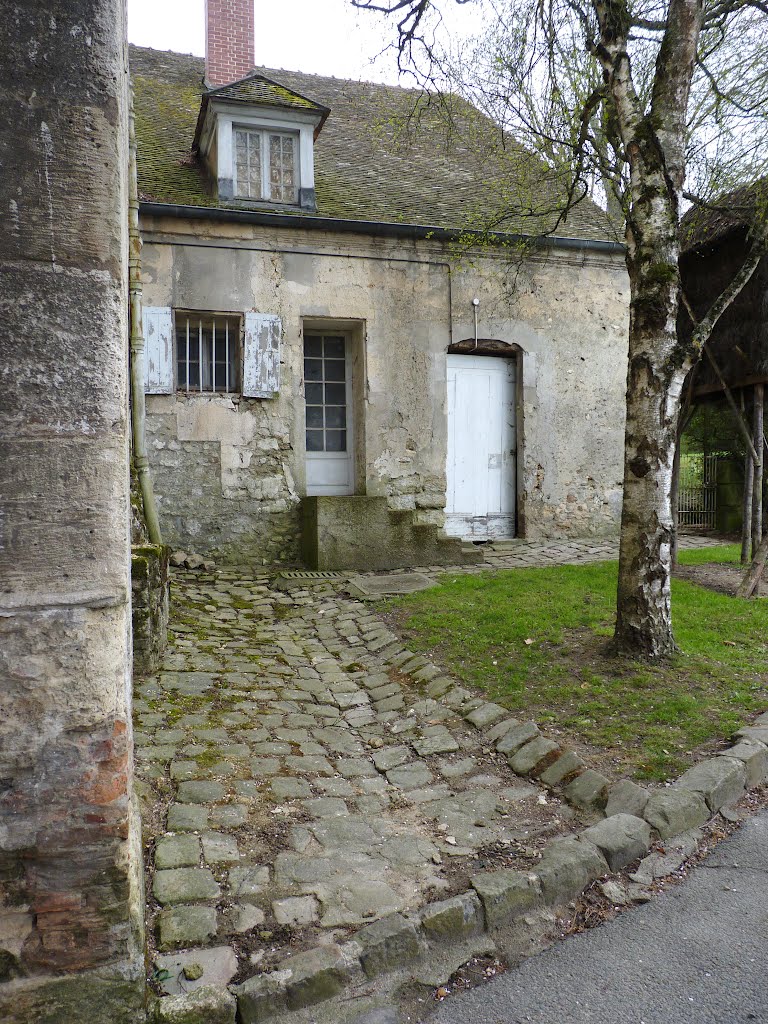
678,453,718,529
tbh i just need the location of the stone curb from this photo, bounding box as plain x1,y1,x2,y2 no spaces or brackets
149,596,768,1024
216,710,768,1024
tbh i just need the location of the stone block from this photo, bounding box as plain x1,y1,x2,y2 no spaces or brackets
232,971,288,1024
158,906,218,950
153,868,220,906
442,687,473,709
470,869,541,927
357,913,423,978
412,730,460,757
228,865,270,901
271,777,312,800
643,788,710,839
178,778,228,802
284,944,355,1010
464,704,506,729
155,835,201,870
580,814,652,871
536,838,608,906
486,718,522,744
605,779,650,818
272,896,320,926
419,892,484,942
735,725,768,745
154,947,239,996
674,757,746,812
562,769,609,809
167,804,209,832
495,721,540,757
508,737,560,776
538,749,585,787
426,677,454,698
386,764,434,790
155,985,237,1024
629,829,702,884
202,832,240,865
722,740,768,787
372,746,411,771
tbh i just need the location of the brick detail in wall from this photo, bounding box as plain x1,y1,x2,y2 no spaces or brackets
205,0,255,86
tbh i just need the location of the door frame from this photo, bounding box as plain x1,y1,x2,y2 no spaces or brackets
303,330,355,496
445,342,521,540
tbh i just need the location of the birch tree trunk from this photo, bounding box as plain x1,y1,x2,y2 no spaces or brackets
614,253,689,657
596,0,703,658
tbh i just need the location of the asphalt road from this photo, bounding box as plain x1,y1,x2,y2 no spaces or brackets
431,811,768,1024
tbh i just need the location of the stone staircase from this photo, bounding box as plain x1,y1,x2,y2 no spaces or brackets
301,495,484,571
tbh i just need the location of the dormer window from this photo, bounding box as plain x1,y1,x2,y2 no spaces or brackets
195,71,329,213
234,128,297,203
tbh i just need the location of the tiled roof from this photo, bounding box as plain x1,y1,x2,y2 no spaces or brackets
130,44,615,240
682,177,768,252
206,74,327,113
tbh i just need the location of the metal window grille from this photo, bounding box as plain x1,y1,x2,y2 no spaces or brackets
678,453,718,529
234,128,296,203
175,313,240,394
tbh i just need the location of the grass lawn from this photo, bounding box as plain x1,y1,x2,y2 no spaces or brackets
384,544,768,781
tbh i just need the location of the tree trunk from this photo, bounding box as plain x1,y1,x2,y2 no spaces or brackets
737,528,768,598
670,429,682,568
751,382,764,556
614,248,688,658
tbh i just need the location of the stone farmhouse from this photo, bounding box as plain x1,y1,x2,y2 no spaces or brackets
131,0,630,571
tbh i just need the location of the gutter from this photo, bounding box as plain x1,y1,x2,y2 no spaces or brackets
129,99,163,546
139,201,626,255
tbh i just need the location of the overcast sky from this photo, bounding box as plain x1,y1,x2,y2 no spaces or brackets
127,0,483,84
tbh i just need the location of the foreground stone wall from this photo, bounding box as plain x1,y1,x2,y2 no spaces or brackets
132,544,170,676
140,215,629,564
0,2,144,1020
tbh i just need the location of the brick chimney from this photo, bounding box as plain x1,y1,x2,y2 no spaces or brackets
205,0,255,87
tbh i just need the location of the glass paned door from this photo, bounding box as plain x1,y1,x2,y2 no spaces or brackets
304,334,354,495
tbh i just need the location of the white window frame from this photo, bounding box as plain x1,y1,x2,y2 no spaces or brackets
233,126,299,203
204,104,318,206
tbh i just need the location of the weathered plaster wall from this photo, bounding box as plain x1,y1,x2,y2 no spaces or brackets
0,2,144,1021
140,215,629,563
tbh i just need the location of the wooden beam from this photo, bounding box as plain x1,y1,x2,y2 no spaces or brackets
693,371,768,398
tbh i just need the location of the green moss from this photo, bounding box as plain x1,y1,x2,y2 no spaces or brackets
644,262,678,286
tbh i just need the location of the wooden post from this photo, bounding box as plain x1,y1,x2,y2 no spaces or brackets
741,389,754,563
752,382,764,557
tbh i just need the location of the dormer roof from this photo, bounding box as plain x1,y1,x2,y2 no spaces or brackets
193,70,330,151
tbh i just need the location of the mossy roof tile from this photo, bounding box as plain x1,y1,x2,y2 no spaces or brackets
130,44,614,240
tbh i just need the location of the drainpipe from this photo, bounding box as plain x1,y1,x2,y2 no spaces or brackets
128,91,163,545
472,297,480,349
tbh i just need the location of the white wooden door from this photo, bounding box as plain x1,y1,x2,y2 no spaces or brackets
445,354,516,539
304,334,354,495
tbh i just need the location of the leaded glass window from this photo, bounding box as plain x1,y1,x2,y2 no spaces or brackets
234,128,297,204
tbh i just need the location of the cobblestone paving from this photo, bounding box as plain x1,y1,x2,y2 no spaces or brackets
134,534,723,993
134,574,587,990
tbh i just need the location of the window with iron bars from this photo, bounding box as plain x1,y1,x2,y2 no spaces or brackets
175,312,241,394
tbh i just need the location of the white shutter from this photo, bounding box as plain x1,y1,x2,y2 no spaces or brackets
243,312,282,398
143,306,174,394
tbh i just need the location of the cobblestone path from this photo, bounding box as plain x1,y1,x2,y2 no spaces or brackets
134,571,587,993
133,533,723,997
